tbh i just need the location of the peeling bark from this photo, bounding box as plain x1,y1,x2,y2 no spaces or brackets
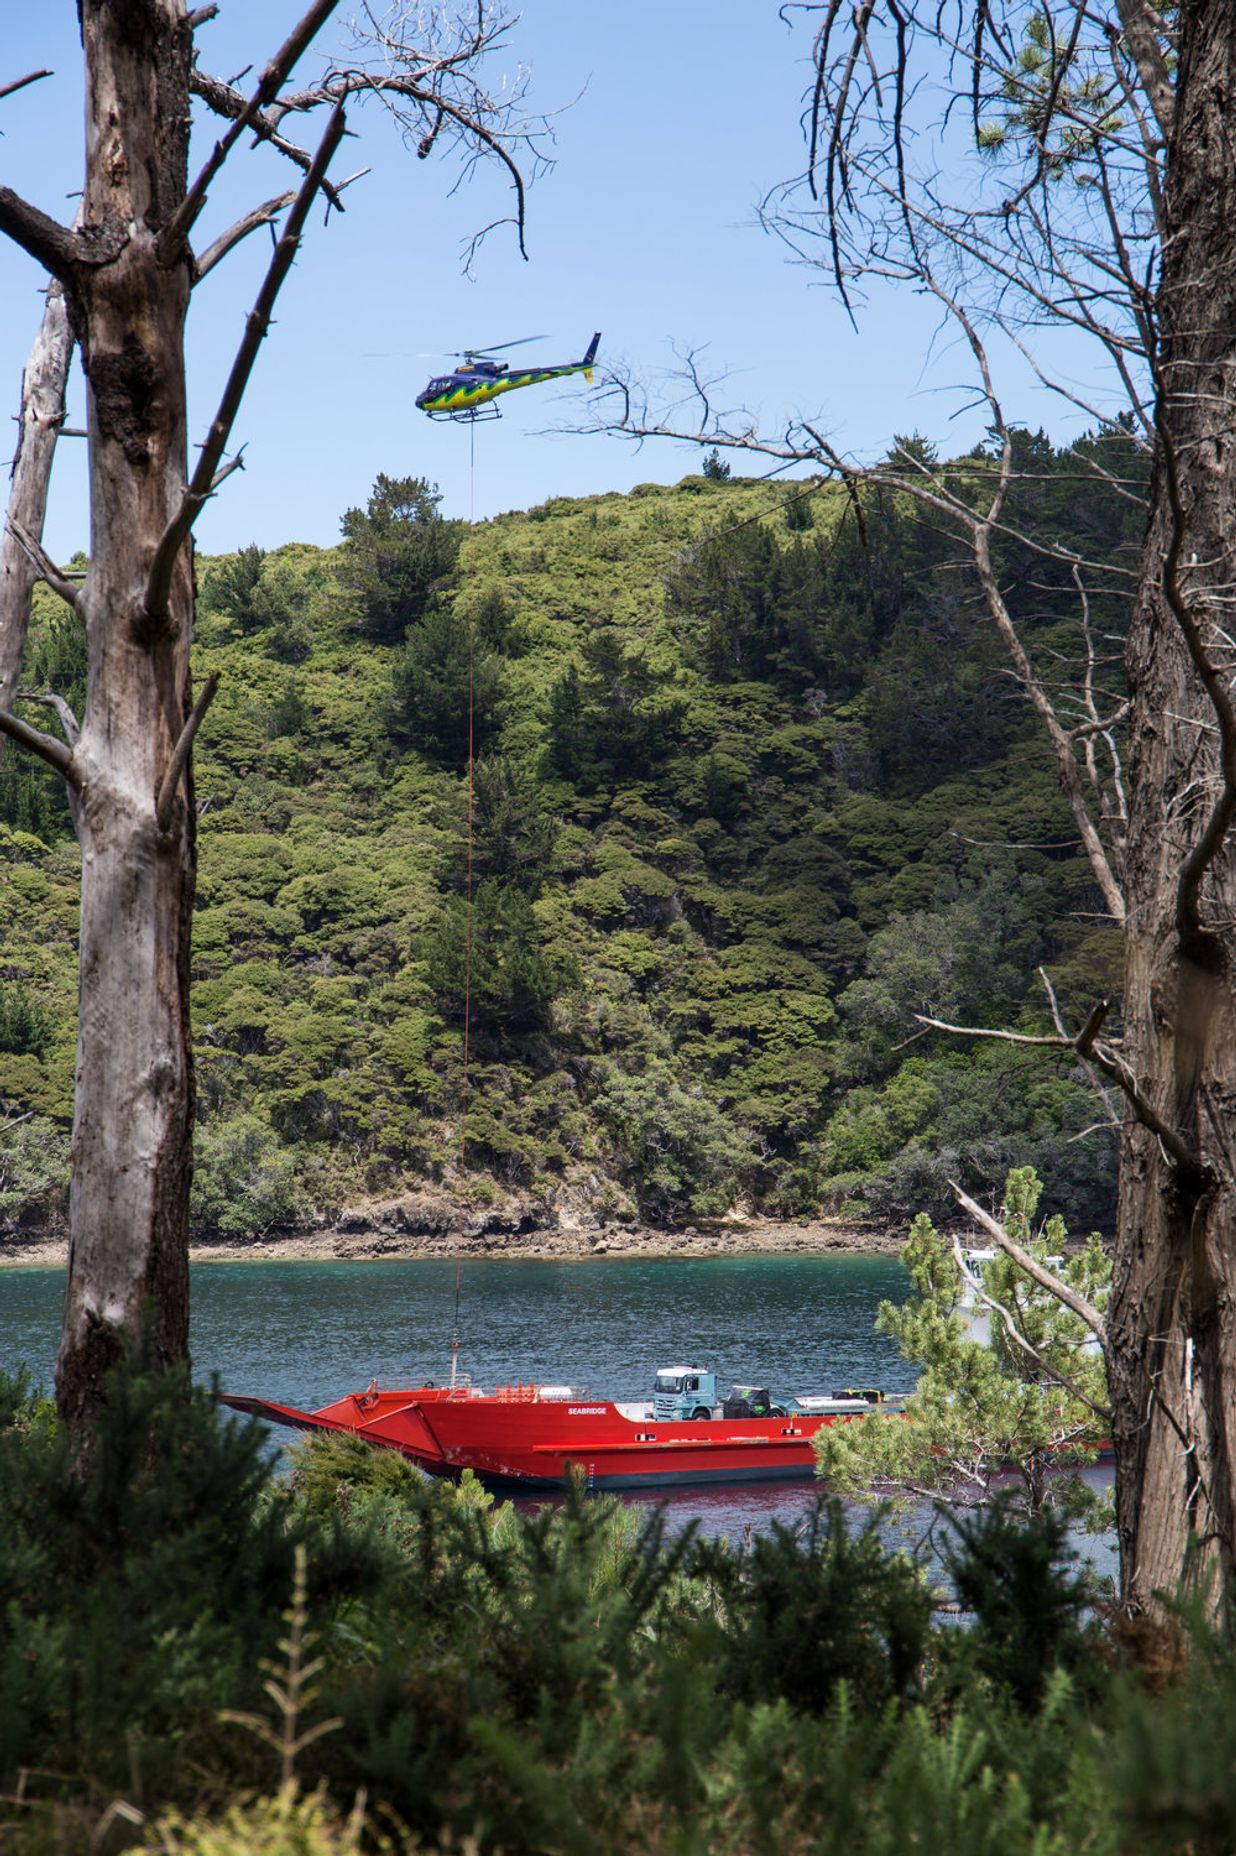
53,0,199,1432
1114,0,1236,1613
0,1,521,1442
0,284,72,716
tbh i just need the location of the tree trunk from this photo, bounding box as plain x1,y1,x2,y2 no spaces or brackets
53,0,198,1431
0,284,72,712
1114,0,1236,1615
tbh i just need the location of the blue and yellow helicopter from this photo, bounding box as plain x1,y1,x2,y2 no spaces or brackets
416,332,601,421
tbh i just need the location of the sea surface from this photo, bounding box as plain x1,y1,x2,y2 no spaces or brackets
2,1253,916,1536
1,1253,1118,1570
3,1252,915,1407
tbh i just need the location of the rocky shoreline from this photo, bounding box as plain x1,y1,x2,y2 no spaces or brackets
0,1196,905,1270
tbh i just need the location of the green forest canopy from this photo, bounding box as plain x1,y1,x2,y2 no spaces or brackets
0,440,1136,1241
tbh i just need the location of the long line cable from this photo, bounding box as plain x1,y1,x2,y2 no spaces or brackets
449,417,477,1389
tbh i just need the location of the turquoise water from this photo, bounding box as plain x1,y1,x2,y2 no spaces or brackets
1,1253,913,1412
1,1254,912,1533
0,1255,1115,1559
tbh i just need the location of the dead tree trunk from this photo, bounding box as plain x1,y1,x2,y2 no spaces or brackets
1114,0,1236,1612
0,0,537,1440
0,283,72,712
56,1,198,1427
0,1,341,1431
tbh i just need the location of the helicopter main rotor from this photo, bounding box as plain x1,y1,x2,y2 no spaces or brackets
455,334,548,362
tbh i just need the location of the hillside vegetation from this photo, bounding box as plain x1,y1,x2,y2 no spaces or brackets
0,440,1137,1244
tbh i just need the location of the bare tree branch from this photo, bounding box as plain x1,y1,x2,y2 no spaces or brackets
916,997,1206,1179
950,1183,1108,1342
17,687,80,747
156,673,219,832
5,515,79,612
0,283,73,719
0,189,86,286
952,1238,1112,1420
208,449,246,494
195,191,296,279
913,1011,1095,1051
147,104,348,621
0,705,79,786
0,70,52,104
188,67,350,206
1038,964,1123,1130
194,164,368,281
188,3,550,260
159,0,341,265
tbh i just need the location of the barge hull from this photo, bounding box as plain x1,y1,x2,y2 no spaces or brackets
219,1387,835,1488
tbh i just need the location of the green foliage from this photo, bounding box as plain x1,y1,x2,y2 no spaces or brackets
266,676,311,740
199,543,270,631
422,880,568,1045
1094,1611,1236,1854
783,485,816,530
305,1469,701,1853
666,518,818,687
701,446,732,480
545,625,686,790
0,605,85,843
817,1166,1111,1520
0,448,1139,1236
339,474,462,644
25,601,87,707
594,1055,753,1221
702,1499,933,1714
941,1496,1101,1709
191,1112,315,1239
0,751,70,841
0,982,50,1056
977,9,1127,171
145,1785,368,1855
386,591,506,768
286,1428,432,1522
199,545,322,662
469,752,558,892
16,1384,1236,1856
0,1114,70,1229
0,1359,378,1814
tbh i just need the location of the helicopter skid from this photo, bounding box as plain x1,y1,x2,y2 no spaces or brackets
424,405,503,424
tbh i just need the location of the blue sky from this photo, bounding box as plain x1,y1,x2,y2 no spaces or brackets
1,3,1060,558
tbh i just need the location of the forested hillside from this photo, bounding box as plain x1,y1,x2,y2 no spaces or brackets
0,440,1138,1243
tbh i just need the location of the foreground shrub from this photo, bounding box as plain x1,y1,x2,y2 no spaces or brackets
0,1362,378,1813
699,1499,933,1715
9,1374,1236,1855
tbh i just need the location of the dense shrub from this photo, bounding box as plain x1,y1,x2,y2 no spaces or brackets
9,1366,1236,1854
0,1363,378,1817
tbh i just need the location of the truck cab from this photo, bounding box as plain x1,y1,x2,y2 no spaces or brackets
654,1367,718,1421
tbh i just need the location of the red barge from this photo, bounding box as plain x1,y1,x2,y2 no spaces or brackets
221,1370,903,1490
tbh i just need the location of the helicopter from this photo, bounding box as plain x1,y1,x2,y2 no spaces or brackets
415,332,601,422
